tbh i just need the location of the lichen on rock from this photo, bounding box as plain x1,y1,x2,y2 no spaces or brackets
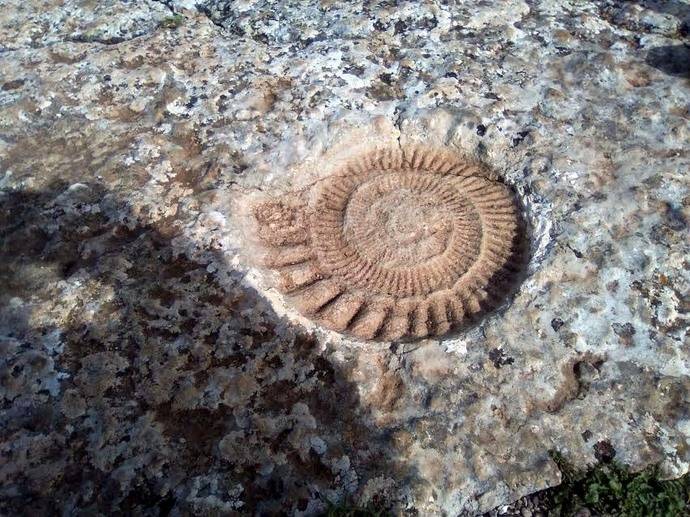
0,0,688,515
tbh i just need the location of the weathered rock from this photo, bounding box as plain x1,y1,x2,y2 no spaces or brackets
0,0,688,515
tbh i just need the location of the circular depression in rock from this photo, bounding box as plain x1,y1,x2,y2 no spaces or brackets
253,147,525,341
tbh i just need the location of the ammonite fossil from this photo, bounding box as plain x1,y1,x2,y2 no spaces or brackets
252,146,524,341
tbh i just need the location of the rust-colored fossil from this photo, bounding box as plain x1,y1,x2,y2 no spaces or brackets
252,146,524,341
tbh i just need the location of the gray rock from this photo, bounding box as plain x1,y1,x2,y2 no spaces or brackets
0,0,688,515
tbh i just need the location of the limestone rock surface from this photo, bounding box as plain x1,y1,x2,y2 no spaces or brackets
0,0,688,515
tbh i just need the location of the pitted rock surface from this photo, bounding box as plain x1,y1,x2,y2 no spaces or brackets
254,147,522,341
0,0,689,516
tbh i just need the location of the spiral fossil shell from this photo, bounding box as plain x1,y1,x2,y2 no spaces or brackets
252,146,524,341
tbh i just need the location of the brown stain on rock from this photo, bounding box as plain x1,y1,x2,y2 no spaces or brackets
369,365,404,414
535,353,606,414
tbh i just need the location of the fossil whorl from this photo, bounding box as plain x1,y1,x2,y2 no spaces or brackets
252,146,524,341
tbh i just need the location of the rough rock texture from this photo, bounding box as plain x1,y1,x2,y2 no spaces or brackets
0,0,688,515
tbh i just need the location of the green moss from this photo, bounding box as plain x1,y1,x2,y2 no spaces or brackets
160,14,185,29
319,455,689,516
323,501,388,517
548,451,690,516
78,31,99,42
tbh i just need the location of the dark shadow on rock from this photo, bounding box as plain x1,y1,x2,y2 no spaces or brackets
595,0,690,38
634,0,690,19
645,44,690,78
0,179,409,515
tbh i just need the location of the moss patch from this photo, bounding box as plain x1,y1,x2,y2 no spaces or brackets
548,451,690,516
160,14,185,29
324,501,388,517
